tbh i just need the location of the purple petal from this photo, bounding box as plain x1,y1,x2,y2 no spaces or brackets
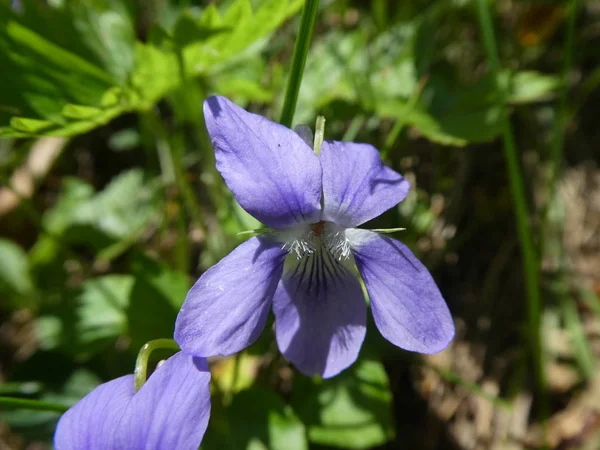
321,141,410,227
273,250,367,378
54,353,211,450
175,236,287,357
54,376,133,450
204,96,322,229
348,229,454,353
116,353,211,450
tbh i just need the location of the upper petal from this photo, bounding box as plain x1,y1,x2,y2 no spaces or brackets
116,353,211,450
175,236,287,357
321,141,410,227
204,96,323,229
348,229,454,353
273,248,367,378
54,375,133,450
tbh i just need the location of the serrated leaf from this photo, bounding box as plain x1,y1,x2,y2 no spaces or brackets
0,5,180,137
203,387,308,450
182,0,303,75
67,0,136,83
46,169,161,241
291,359,394,449
129,43,180,110
30,171,160,270
76,275,133,347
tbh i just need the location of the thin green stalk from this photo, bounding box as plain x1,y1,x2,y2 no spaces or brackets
560,289,596,380
342,115,365,142
435,369,512,411
381,75,428,160
145,110,206,234
280,0,320,128
134,339,180,391
549,0,580,190
0,396,68,413
475,0,547,417
223,352,243,405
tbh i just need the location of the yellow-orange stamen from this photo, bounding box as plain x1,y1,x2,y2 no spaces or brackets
312,221,325,237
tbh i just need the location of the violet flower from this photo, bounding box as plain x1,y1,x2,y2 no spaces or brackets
54,352,210,450
175,96,454,378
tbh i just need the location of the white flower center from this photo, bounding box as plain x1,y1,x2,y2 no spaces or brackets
280,222,352,262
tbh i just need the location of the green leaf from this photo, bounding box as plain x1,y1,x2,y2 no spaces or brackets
71,169,161,239
42,178,95,235
0,239,35,307
0,0,299,137
291,359,394,449
9,117,55,133
35,316,63,351
508,71,560,104
0,12,114,125
171,11,229,49
126,255,190,350
0,3,181,137
376,101,468,147
296,23,417,124
37,170,161,248
129,43,180,110
210,57,273,103
203,386,308,450
61,104,103,120
76,275,133,349
74,257,189,354
181,0,303,75
67,0,136,83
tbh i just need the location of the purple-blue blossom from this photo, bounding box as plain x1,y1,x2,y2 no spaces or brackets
53,352,211,450
175,96,454,378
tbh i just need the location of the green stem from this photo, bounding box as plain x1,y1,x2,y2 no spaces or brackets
381,75,428,160
342,115,365,142
145,110,206,234
549,0,580,190
280,0,320,128
134,339,180,391
0,396,68,413
475,0,547,417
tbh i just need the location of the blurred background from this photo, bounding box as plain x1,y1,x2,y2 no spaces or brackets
0,0,599,449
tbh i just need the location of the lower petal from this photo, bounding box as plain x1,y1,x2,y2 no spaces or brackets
273,250,367,378
117,353,211,450
54,376,133,450
348,229,454,353
175,236,287,357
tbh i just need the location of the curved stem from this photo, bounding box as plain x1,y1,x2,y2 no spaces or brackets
134,339,180,391
280,0,320,128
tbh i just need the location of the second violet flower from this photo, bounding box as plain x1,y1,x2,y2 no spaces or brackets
175,96,454,378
